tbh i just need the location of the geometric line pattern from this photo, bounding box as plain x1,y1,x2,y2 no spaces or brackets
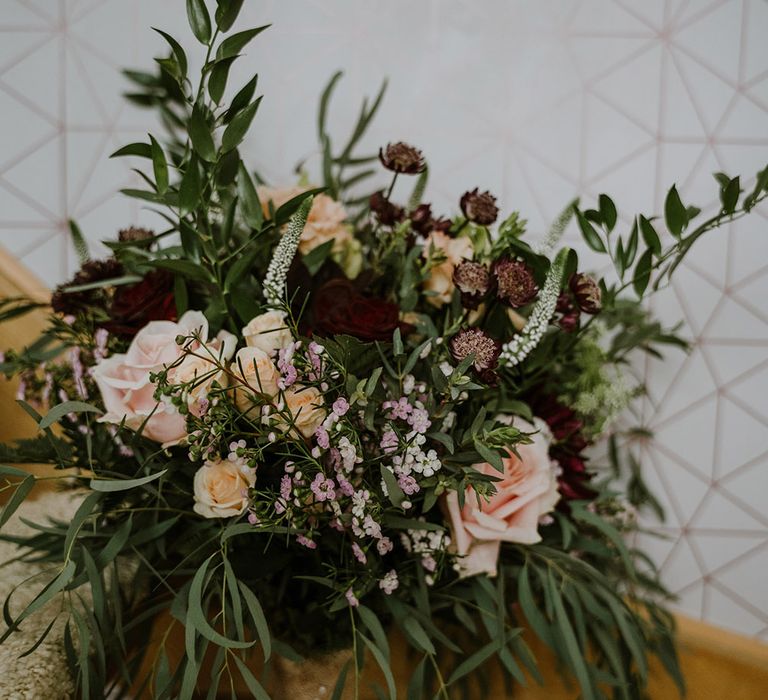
1,0,766,637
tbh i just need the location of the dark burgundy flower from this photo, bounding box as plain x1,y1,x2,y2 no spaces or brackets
555,291,580,333
101,270,177,338
449,328,501,383
493,258,538,308
460,188,499,226
311,278,401,342
378,142,426,175
118,226,154,245
369,191,404,226
409,203,433,236
453,261,491,309
569,273,602,314
528,395,594,502
51,258,124,316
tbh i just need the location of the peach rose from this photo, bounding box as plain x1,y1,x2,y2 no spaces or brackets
242,311,293,357
277,385,326,439
231,346,280,412
444,418,560,578
193,458,256,518
258,187,352,254
94,310,212,444
422,230,473,307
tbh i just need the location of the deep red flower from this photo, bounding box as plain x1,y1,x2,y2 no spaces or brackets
101,270,177,338
310,278,401,342
529,394,595,502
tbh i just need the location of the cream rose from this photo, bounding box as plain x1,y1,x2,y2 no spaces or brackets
232,346,280,412
422,230,473,307
443,418,560,578
193,458,256,519
242,311,293,356
94,310,212,444
277,385,326,439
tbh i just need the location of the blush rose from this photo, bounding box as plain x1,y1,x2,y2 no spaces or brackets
444,418,560,578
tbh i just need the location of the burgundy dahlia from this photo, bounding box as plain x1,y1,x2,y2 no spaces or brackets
369,191,404,226
378,142,426,175
449,328,501,383
569,273,602,314
101,270,177,338
453,261,492,309
493,258,538,308
311,278,401,342
460,188,499,226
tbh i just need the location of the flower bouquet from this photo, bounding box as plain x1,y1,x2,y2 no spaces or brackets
2,4,767,699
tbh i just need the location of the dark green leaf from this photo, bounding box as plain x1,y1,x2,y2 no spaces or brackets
360,634,397,700
380,465,405,508
179,156,202,215
189,106,216,162
447,639,501,685
152,28,188,78
110,142,152,159
598,194,617,232
625,217,639,267
149,135,169,193
221,97,261,153
633,248,653,298
551,581,596,700
186,0,212,44
216,26,269,60
302,238,334,276
208,56,237,104
237,163,263,230
639,215,661,256
214,0,245,32
577,211,606,252
224,75,257,123
664,185,687,238
238,581,271,660
721,175,740,214
151,258,210,282
318,71,343,141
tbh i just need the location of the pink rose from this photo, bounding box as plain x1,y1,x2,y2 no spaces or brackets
94,310,226,445
444,419,560,578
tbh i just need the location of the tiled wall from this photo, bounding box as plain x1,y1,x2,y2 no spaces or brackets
1,0,766,637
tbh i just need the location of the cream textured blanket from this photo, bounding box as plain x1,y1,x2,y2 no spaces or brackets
0,491,82,700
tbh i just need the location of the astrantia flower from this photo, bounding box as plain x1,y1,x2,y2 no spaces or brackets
410,203,434,236
118,226,154,244
449,328,501,382
493,258,538,308
453,261,492,309
556,291,580,333
369,191,404,225
460,188,499,226
51,258,124,316
569,273,602,314
379,141,426,174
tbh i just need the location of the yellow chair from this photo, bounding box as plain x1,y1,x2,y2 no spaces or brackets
2,246,767,699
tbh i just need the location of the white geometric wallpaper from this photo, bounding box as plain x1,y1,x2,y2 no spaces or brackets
0,0,766,638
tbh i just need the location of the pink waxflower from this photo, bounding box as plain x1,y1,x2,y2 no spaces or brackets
380,430,399,454
310,473,336,502
352,542,367,564
332,397,350,416
315,424,330,449
345,588,359,608
297,534,317,549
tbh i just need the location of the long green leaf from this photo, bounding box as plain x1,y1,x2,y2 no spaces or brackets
186,0,212,43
